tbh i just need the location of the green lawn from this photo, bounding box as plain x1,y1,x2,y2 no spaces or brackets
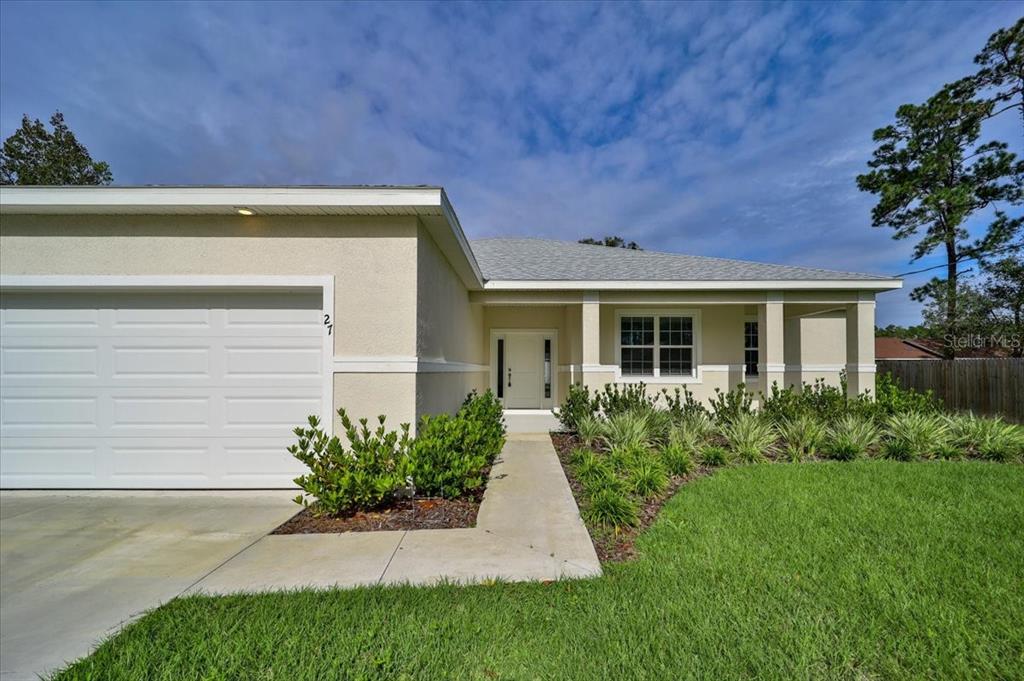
55,462,1024,680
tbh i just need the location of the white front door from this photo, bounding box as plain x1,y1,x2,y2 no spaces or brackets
499,332,555,409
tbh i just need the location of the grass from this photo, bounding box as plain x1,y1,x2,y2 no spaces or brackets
54,462,1023,680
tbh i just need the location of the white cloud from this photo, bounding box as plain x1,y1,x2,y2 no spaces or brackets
1,0,1020,325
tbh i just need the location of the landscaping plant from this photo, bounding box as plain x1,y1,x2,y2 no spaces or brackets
699,444,732,467
882,412,949,461
826,415,880,461
777,413,827,462
583,486,639,530
660,442,695,477
557,383,597,431
625,454,669,499
575,414,605,448
708,384,754,422
289,411,412,516
719,412,776,463
600,411,652,450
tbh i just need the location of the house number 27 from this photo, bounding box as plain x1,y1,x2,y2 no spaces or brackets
323,314,334,335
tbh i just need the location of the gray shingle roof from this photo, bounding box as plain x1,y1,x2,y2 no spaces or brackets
469,238,892,282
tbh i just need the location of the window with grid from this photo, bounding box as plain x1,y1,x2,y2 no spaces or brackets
744,320,759,376
619,314,694,377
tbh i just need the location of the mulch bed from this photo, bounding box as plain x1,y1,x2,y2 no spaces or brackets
550,431,714,563
272,491,483,534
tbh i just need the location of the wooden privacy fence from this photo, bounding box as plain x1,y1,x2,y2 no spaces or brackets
877,359,1023,422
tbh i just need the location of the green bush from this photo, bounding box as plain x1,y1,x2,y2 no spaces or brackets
699,444,732,467
584,486,639,530
410,390,506,498
556,383,597,431
872,372,941,417
595,383,658,419
572,448,615,489
290,411,413,516
662,386,710,421
601,411,652,450
761,379,850,423
626,454,669,498
670,411,714,451
708,384,754,422
882,412,949,461
826,415,880,461
575,414,605,448
777,413,827,462
660,442,695,476
720,412,776,463
947,413,1024,462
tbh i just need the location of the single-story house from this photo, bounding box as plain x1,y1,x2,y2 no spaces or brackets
0,186,902,488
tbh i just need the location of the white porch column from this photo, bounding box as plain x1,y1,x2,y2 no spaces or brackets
581,291,610,389
757,294,785,397
846,292,876,397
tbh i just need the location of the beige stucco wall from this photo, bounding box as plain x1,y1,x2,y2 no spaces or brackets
0,214,419,358
0,213,433,431
784,308,847,390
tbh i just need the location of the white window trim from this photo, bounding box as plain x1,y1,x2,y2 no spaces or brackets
614,309,702,384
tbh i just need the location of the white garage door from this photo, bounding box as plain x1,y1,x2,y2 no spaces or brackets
0,288,327,488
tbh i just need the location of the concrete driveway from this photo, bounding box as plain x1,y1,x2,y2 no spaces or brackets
0,491,297,680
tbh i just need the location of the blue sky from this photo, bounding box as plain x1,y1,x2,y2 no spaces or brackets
1,1,1021,325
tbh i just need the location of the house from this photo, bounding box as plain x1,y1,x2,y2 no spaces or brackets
875,337,944,360
0,186,902,488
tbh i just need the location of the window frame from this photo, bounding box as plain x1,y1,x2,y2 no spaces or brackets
614,309,701,383
743,316,759,379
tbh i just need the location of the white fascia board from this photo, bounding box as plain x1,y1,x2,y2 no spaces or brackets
483,279,903,291
0,185,444,211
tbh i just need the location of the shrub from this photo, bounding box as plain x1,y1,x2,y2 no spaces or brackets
826,415,880,461
699,444,732,467
947,413,1024,462
777,413,827,462
882,412,949,461
557,383,597,431
873,372,941,417
660,442,695,476
645,409,674,447
708,384,754,422
584,486,639,530
290,411,412,516
671,411,714,450
572,448,615,488
608,443,648,473
662,386,709,421
761,379,850,423
626,454,669,498
595,382,659,419
601,411,652,450
575,414,605,448
719,412,776,463
410,391,506,498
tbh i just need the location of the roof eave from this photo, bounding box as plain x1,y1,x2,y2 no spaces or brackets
482,279,903,291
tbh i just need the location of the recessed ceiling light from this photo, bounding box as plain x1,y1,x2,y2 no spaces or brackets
236,207,254,216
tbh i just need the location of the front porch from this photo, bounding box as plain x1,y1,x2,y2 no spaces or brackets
474,289,877,414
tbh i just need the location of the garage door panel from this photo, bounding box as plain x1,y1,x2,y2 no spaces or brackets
1,287,326,488
2,344,100,380
1,396,99,431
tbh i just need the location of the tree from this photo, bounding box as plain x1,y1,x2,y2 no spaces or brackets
578,235,641,250
858,21,1024,358
968,17,1024,129
1,111,112,185
982,255,1024,356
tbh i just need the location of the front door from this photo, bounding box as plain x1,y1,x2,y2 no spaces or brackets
497,332,554,409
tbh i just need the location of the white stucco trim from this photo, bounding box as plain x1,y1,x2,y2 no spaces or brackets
785,364,846,372
846,363,878,373
484,279,902,291
332,357,489,373
0,273,336,435
757,363,787,373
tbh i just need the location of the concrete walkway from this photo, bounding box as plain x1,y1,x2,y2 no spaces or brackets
192,434,601,593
